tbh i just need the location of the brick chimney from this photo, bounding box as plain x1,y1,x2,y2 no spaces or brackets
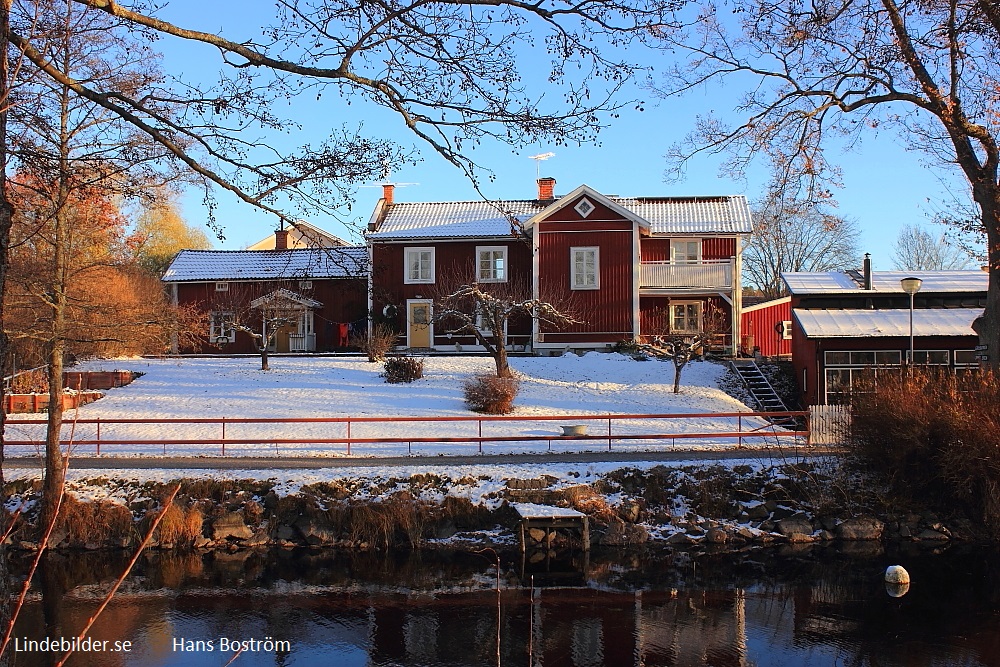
536,177,556,201
274,228,289,250
382,183,395,206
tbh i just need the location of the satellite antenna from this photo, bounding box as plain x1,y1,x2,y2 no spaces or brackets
528,152,555,178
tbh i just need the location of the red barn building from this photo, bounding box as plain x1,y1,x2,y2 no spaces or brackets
366,179,753,352
163,240,368,354
739,297,792,358
784,267,987,405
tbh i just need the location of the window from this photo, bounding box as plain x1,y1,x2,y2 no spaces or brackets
669,302,702,334
476,246,507,283
955,349,980,377
671,240,701,264
780,320,793,340
298,280,313,290
912,350,949,365
570,247,599,290
209,311,236,343
823,349,902,404
404,247,435,284
215,282,229,291
574,197,595,218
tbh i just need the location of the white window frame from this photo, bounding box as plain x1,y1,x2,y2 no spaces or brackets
209,311,236,343
781,320,793,340
823,349,903,404
570,246,600,290
404,247,435,284
574,197,596,218
215,282,230,292
668,301,702,334
670,240,702,264
298,280,313,290
476,246,508,283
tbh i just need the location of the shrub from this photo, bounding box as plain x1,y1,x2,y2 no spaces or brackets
382,356,425,383
463,373,519,414
849,369,1000,539
351,323,397,362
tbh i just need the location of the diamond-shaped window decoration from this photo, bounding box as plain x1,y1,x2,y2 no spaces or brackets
574,198,595,218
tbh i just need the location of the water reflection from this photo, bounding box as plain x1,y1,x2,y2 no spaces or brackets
7,545,1000,666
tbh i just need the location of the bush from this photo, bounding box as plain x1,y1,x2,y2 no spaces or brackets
849,369,1000,539
463,373,519,414
382,356,425,384
350,323,397,362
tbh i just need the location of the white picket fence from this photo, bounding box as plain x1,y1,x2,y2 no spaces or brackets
809,404,851,445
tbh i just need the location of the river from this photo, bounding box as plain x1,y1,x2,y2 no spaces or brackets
6,542,1000,666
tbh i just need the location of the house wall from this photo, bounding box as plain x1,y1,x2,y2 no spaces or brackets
370,239,534,348
740,298,792,357
639,295,732,347
535,196,636,346
638,237,736,262
174,278,367,354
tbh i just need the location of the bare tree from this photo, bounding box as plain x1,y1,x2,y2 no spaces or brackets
647,335,705,394
210,283,307,371
744,191,862,298
654,0,1000,367
432,271,578,378
891,224,977,271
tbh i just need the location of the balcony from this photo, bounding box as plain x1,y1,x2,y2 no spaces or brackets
640,258,734,290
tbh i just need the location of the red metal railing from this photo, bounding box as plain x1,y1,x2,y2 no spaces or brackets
3,411,811,456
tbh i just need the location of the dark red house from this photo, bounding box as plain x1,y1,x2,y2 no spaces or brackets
784,267,987,405
366,179,753,353
163,238,368,354
739,297,792,358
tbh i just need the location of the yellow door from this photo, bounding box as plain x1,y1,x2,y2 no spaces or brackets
408,301,431,348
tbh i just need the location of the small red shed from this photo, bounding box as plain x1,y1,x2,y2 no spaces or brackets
740,297,792,357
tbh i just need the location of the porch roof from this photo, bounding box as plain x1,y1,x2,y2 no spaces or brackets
792,307,983,338
783,270,988,295
250,288,323,309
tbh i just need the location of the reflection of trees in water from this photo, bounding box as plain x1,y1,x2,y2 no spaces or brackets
3,546,1000,666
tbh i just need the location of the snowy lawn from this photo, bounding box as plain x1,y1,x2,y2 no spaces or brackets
4,353,799,458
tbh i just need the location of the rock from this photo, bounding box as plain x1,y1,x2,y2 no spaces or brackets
916,529,950,541
705,528,728,544
193,536,212,549
836,517,884,541
745,504,770,521
898,525,912,538
275,524,297,541
885,565,910,584
528,528,548,543
818,516,839,532
786,532,815,543
294,517,337,545
212,512,253,541
816,530,835,541
600,520,648,546
734,526,756,540
770,506,798,521
618,501,641,523
776,517,814,537
665,532,695,545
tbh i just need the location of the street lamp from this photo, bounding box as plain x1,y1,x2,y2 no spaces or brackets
900,277,923,366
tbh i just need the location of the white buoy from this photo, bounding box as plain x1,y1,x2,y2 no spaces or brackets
885,565,910,584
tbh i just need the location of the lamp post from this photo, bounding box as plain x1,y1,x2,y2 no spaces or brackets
900,277,923,367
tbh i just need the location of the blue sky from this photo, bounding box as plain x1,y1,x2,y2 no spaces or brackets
159,2,972,270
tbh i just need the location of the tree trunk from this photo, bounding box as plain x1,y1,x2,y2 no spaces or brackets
260,347,270,371
971,184,1000,372
494,340,511,378
673,362,683,394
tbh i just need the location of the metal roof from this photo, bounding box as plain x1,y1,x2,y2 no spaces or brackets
162,247,367,282
793,308,983,338
783,270,989,295
367,193,753,239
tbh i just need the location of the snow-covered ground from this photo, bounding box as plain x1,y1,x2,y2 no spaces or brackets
0,352,796,457
4,353,795,459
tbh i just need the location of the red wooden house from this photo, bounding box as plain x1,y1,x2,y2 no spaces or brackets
739,297,792,358
366,178,753,352
783,265,987,405
163,233,368,354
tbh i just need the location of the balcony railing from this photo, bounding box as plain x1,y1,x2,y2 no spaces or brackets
640,258,733,289
288,333,316,352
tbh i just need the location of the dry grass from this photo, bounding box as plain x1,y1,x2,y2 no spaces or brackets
55,495,134,546
850,369,1000,538
352,323,397,361
561,485,616,522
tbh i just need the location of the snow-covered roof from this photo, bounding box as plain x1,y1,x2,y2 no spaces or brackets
250,289,323,309
367,192,753,240
162,247,367,282
793,308,983,338
783,270,988,295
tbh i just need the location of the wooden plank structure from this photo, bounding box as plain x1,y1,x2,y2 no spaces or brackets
513,503,590,553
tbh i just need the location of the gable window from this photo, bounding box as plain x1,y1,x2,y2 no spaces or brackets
215,282,230,291
570,247,599,290
671,240,701,264
574,197,595,218
669,301,702,334
209,311,236,343
404,247,435,284
477,246,507,283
